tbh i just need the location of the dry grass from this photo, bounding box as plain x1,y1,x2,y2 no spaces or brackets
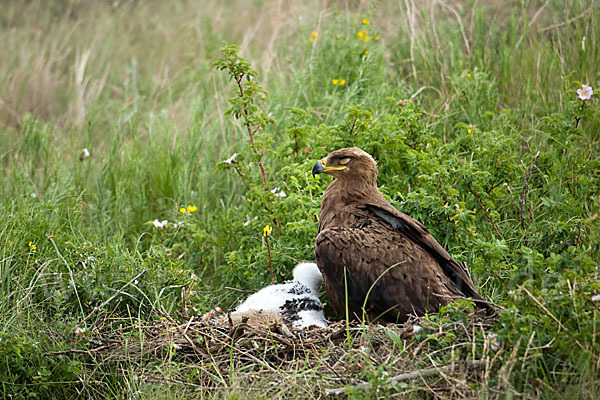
0,0,330,130
2,0,592,132
69,310,500,398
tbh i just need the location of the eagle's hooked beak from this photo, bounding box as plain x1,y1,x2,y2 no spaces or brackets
312,158,326,177
312,157,346,178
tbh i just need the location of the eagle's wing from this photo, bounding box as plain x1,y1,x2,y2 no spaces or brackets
362,201,489,307
315,219,460,323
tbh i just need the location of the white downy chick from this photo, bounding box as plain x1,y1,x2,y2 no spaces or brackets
235,262,327,329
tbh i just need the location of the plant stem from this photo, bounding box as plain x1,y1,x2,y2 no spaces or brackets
467,183,503,240
233,165,251,191
234,75,268,187
265,232,274,284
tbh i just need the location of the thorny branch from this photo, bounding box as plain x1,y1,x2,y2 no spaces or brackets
234,75,268,187
467,183,503,240
233,165,251,192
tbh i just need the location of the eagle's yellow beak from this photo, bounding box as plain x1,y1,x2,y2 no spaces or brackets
312,157,346,177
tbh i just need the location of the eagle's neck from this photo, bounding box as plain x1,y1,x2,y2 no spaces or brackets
319,176,381,231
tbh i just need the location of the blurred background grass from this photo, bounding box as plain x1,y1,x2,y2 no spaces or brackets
1,0,597,236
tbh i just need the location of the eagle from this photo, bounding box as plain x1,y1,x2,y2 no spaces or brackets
311,147,490,323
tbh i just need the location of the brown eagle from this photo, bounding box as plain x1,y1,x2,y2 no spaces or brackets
312,147,490,323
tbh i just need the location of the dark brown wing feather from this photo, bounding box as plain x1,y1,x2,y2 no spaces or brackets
362,201,487,306
315,193,490,322
316,216,472,323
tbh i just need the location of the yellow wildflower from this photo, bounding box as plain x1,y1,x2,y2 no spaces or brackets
249,162,253,167
357,31,364,40
332,79,339,85
362,19,370,25
187,205,198,214
363,34,370,42
467,129,472,134
309,31,318,43
263,225,272,237
362,50,369,55
467,73,472,79
28,241,37,253
375,35,380,41
339,79,346,85
179,207,186,214
8,240,12,245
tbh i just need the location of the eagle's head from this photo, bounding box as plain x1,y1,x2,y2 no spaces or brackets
312,147,377,185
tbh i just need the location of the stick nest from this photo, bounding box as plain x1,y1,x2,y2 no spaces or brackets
81,309,499,398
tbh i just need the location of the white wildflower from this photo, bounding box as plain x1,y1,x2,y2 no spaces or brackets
577,84,593,101
152,219,168,228
79,148,90,161
74,327,87,338
243,215,258,227
489,333,500,351
270,186,287,197
223,153,238,164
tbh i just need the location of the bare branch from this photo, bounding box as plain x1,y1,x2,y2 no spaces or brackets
326,359,487,395
80,269,147,325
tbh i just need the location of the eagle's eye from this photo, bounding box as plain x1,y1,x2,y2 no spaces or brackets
339,157,351,165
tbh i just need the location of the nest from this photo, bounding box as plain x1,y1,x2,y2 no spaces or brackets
79,309,499,398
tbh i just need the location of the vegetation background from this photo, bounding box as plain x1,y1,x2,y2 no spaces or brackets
1,0,599,398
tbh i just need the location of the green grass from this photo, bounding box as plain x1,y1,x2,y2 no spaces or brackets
1,0,599,398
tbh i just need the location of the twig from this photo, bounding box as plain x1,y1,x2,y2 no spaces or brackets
49,345,109,356
526,337,555,352
234,75,268,187
520,151,540,246
348,117,357,136
518,285,568,331
325,359,486,395
466,183,503,239
438,0,470,55
17,259,53,310
233,165,252,191
431,293,506,312
80,269,147,325
159,306,203,356
225,286,248,293
403,0,418,79
264,231,275,284
182,287,188,320
409,85,430,101
515,0,550,48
